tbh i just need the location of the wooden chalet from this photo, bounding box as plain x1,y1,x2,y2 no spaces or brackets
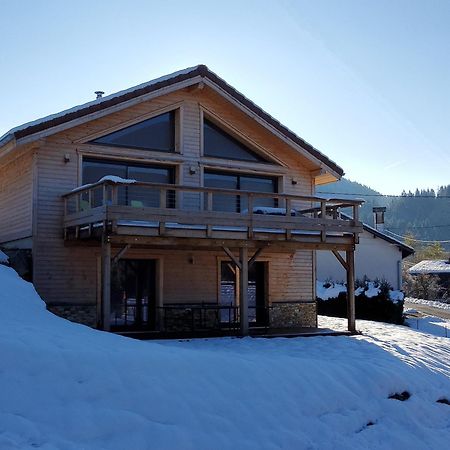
0,65,363,337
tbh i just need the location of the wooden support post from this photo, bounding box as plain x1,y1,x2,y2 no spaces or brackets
239,247,249,336
111,185,118,205
102,184,108,206
320,200,326,218
346,250,356,333
160,188,167,208
247,194,253,239
206,192,213,211
285,198,292,240
102,237,111,331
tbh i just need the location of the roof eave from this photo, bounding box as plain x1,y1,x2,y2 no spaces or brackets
0,64,344,176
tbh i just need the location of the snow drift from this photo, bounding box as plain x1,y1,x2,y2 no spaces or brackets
1,265,450,449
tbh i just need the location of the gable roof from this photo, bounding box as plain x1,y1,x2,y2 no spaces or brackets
0,65,343,177
338,212,414,258
363,223,415,259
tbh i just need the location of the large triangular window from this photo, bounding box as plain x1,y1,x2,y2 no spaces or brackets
90,111,175,152
203,119,271,163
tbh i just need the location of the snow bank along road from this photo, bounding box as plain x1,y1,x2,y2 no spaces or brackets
1,265,450,450
404,299,450,320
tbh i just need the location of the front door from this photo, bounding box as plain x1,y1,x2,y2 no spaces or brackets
249,261,267,326
220,261,268,327
111,259,156,330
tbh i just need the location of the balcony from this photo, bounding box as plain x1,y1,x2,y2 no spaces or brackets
62,178,363,250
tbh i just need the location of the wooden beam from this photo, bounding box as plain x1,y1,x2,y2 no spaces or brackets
248,247,264,268
346,250,356,332
332,250,348,271
69,234,355,252
239,247,249,336
101,238,111,331
222,246,241,270
112,244,131,264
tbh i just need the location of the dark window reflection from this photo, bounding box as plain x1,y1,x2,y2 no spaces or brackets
91,111,175,152
204,119,268,162
204,170,277,212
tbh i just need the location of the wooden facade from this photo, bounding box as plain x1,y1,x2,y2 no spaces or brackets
0,66,363,336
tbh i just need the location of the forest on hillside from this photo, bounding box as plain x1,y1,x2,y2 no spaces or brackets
317,179,450,251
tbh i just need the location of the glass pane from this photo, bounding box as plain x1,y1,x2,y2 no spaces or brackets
204,172,238,212
240,176,275,193
240,176,277,210
82,160,127,206
204,119,268,162
220,262,236,323
128,166,174,208
91,111,175,152
82,160,127,184
82,159,174,208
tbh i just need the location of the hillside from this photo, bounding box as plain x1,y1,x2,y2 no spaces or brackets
1,264,450,449
318,179,450,249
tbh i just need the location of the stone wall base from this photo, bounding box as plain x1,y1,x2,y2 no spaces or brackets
47,304,97,328
45,302,317,332
270,301,317,328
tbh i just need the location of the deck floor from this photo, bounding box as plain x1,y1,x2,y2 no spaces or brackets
115,327,354,340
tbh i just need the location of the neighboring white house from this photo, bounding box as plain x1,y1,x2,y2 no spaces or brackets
317,216,414,290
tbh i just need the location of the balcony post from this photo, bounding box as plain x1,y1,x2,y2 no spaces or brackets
101,236,111,331
239,247,249,336
346,249,356,332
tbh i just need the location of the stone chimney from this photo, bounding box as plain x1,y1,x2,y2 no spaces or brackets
373,206,386,232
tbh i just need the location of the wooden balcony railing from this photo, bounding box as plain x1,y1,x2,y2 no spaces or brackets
62,179,364,244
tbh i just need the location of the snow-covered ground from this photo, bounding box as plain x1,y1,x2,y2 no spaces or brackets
0,249,8,264
1,265,450,449
405,315,450,338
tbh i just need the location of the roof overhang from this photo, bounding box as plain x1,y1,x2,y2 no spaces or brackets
0,65,344,178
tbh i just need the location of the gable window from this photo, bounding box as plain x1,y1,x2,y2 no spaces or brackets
90,111,175,152
204,170,277,212
82,158,175,208
203,118,270,163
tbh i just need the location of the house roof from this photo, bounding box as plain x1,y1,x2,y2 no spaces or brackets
0,65,343,177
363,223,415,259
408,259,450,275
339,212,415,258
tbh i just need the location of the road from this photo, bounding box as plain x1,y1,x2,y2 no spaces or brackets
404,301,450,320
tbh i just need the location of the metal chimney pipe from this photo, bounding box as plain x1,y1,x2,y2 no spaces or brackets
95,91,105,99
373,206,386,232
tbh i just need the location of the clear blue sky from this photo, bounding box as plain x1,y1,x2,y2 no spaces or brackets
1,0,449,194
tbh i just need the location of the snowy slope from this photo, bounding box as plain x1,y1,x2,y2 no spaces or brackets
404,315,450,338
1,265,450,450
